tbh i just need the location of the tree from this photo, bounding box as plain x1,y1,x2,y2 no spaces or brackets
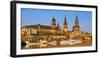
21,41,26,48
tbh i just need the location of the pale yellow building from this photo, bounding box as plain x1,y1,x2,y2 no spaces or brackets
21,16,92,41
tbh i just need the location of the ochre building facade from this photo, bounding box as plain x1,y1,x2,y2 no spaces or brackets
21,16,92,41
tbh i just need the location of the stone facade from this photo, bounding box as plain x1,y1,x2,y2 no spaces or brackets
21,16,92,41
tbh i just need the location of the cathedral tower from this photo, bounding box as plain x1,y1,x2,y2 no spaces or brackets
51,16,56,29
63,16,68,33
73,16,80,33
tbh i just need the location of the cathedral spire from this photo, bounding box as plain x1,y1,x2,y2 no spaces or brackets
52,16,56,25
64,16,67,25
51,16,56,29
72,16,80,32
63,16,68,33
75,16,79,26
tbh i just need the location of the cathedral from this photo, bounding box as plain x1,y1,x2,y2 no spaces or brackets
21,16,92,42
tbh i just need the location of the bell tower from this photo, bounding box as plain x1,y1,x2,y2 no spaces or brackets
73,16,80,33
63,16,68,33
51,16,56,29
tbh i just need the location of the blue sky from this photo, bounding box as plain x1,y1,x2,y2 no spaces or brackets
21,8,92,33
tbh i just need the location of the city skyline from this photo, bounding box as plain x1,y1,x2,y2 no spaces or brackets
21,8,92,33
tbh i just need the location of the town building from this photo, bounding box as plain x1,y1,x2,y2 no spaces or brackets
21,16,92,44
